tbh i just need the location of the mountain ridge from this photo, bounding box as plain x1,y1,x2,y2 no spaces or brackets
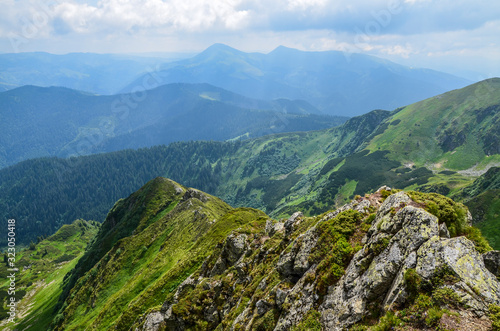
3,177,498,330
124,43,471,116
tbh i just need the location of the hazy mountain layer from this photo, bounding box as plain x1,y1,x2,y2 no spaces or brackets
125,43,471,116
0,83,345,168
0,52,178,94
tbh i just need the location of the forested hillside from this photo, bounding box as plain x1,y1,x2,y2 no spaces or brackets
0,83,344,168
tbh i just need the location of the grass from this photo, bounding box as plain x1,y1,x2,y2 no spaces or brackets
54,178,268,330
0,219,99,331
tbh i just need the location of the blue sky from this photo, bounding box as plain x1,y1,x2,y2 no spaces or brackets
0,0,499,80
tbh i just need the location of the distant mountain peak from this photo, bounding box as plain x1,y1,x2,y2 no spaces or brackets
196,43,244,59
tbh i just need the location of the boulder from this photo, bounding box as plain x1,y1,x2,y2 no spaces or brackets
483,250,500,277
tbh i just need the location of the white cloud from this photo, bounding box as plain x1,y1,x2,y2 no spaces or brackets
51,0,252,33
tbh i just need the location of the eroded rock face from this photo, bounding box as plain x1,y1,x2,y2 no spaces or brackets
210,233,248,276
417,236,500,315
320,192,500,330
136,190,500,331
320,196,441,330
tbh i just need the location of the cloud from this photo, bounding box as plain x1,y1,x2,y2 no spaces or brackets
0,0,498,78
2,0,499,38
50,0,252,34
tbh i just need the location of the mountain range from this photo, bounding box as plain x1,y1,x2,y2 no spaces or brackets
0,52,178,94
0,83,345,168
125,43,471,116
1,44,470,118
1,78,499,250
1,44,500,331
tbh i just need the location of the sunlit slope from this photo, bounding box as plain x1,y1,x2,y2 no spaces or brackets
0,220,99,331
53,177,267,330
367,78,500,170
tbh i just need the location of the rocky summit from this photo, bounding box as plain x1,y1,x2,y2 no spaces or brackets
132,187,500,330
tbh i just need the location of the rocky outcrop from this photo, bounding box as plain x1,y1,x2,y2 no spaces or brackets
135,189,500,331
210,233,248,276
416,236,500,314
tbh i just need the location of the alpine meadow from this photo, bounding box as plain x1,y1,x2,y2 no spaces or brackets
1,1,500,330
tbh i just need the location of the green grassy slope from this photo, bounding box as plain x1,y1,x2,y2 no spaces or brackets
367,78,500,170
0,219,99,330
453,167,500,249
53,177,268,330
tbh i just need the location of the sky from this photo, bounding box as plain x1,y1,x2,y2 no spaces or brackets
0,0,499,80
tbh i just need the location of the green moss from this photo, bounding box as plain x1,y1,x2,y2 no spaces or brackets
309,210,362,294
408,191,468,237
291,309,322,331
430,265,460,288
370,237,390,256
253,309,279,331
432,288,462,308
404,268,422,299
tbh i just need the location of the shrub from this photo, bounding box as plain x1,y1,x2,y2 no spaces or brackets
425,307,444,326
489,305,500,330
463,226,493,253
432,287,462,307
408,191,468,237
404,268,421,299
371,311,402,331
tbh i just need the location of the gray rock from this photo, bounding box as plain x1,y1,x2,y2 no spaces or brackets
210,256,227,277
173,275,197,303
181,188,209,203
284,212,303,237
258,278,267,290
210,233,247,276
275,268,317,331
256,299,271,316
266,219,285,237
439,222,450,238
320,205,440,330
235,262,247,279
204,305,220,324
376,185,392,192
225,233,248,265
141,311,165,331
277,252,294,277
483,250,500,277
293,229,319,276
141,305,184,331
416,236,500,315
275,288,289,308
